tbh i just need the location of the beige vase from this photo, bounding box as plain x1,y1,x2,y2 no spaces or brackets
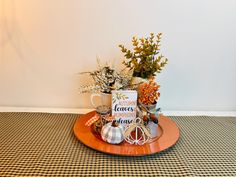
130,77,148,89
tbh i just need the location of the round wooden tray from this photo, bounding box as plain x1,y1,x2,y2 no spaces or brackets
74,111,180,156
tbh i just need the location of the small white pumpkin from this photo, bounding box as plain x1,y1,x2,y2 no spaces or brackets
101,121,125,144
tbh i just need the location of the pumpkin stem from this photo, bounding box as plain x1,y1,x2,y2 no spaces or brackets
111,120,118,127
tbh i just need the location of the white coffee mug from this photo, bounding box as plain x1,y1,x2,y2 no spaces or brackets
90,92,112,108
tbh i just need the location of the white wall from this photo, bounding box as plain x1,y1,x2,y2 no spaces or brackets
0,0,235,111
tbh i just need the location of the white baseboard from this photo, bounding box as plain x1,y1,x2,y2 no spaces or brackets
163,111,236,117
0,107,93,114
0,106,236,117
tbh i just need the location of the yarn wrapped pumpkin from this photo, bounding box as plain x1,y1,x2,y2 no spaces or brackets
101,121,125,144
124,117,151,145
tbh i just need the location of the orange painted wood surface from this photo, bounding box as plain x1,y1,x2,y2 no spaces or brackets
74,111,180,156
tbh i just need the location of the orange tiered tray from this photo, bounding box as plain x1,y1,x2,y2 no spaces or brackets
74,111,180,156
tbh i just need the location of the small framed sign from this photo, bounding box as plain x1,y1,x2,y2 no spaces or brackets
111,90,137,127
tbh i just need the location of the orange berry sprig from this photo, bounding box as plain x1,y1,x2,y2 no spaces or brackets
138,80,160,105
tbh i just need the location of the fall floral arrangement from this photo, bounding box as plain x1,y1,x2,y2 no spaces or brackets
79,33,168,143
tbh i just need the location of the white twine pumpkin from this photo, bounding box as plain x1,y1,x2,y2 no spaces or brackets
124,118,151,145
101,122,125,144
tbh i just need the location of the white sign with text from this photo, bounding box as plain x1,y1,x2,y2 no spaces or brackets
112,90,137,127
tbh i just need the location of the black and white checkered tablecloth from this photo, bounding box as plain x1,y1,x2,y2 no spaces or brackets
0,112,235,176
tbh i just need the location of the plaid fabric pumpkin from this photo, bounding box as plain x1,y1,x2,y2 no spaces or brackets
101,122,125,144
